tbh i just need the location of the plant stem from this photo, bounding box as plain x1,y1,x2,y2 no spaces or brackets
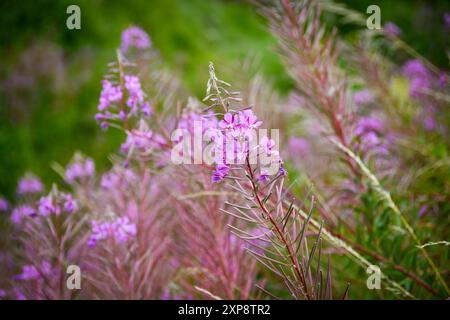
246,157,311,299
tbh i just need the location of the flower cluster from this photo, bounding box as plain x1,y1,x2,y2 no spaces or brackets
95,74,152,129
10,178,78,236
15,262,52,281
209,109,282,182
100,167,137,190
11,205,37,224
65,157,95,183
218,110,262,131
38,192,78,216
171,106,219,162
354,117,384,137
87,217,137,248
354,116,388,155
124,75,144,109
177,108,218,136
402,59,433,98
121,120,166,156
98,80,122,112
17,174,43,195
212,164,230,183
120,25,151,54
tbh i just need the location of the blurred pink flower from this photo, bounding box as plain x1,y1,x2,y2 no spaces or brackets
0,197,9,212
288,137,310,158
353,89,374,107
66,157,95,183
88,217,137,248
17,175,43,195
11,205,37,223
384,22,402,37
120,26,151,53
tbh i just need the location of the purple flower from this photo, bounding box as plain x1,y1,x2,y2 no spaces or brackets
418,205,428,218
63,194,78,213
0,197,9,212
100,168,137,190
17,175,43,195
121,128,164,154
361,131,381,146
212,164,230,183
278,163,287,177
88,217,137,248
98,80,122,111
177,110,218,139
409,77,431,98
258,136,280,165
260,136,276,154
444,13,450,30
355,117,384,136
120,26,151,54
100,121,109,130
354,117,388,155
288,137,310,158
353,89,374,107
124,75,145,108
88,220,109,248
141,102,153,118
119,110,127,121
11,205,37,223
38,195,60,216
15,262,52,281
101,172,120,190
402,59,431,80
258,169,270,182
16,265,40,280
401,60,433,99
384,22,401,37
14,288,26,300
113,217,137,243
439,72,447,88
238,109,262,130
160,291,171,300
66,158,95,183
423,115,437,131
218,113,239,130
95,112,112,124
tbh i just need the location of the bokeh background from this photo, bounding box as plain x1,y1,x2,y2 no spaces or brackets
1,0,449,199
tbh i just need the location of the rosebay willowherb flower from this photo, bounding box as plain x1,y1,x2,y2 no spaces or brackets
200,62,349,299
65,154,95,185
80,165,174,299
0,197,9,212
120,25,152,54
16,173,44,196
384,22,402,37
5,185,85,299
